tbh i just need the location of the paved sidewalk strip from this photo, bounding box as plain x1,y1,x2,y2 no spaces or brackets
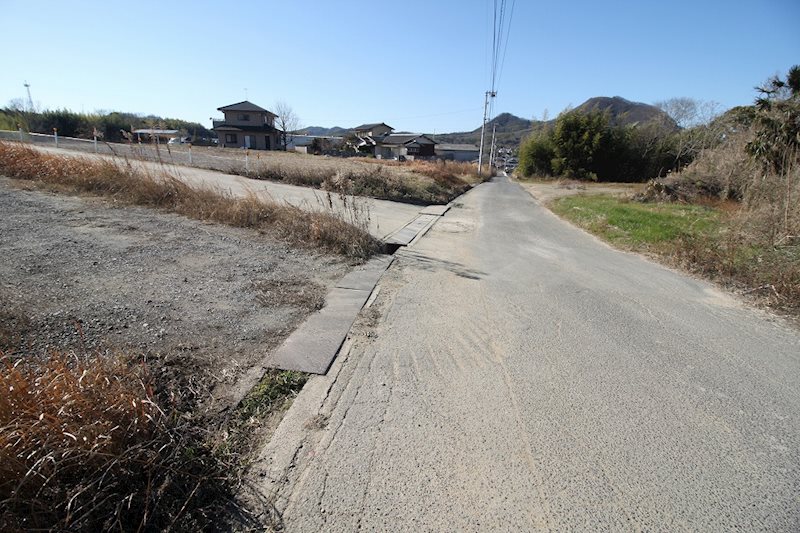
265,255,394,374
386,214,439,245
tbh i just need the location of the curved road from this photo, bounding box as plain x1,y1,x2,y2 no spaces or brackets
270,177,800,531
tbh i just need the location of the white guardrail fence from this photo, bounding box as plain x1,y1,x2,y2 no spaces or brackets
0,129,263,172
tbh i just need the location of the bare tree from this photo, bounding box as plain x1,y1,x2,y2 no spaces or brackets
654,97,721,129
6,98,26,112
274,101,300,151
655,97,725,169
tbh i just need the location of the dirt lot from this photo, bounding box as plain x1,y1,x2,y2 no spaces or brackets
17,134,438,191
516,178,644,203
0,178,350,412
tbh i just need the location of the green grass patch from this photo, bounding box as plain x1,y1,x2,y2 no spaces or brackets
550,194,721,250
550,194,799,314
237,369,309,421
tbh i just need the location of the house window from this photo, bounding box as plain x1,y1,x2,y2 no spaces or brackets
225,133,238,144
237,114,250,121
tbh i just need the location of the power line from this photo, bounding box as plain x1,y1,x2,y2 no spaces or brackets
496,0,516,91
480,0,515,174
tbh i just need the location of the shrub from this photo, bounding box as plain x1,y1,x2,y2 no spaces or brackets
518,131,554,177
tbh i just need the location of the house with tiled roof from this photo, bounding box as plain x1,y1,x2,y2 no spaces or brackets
352,122,436,159
212,101,279,150
377,134,437,159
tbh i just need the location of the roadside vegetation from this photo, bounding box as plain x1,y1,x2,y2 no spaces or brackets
0,142,381,259
226,154,476,205
0,351,237,531
0,348,309,531
540,66,800,315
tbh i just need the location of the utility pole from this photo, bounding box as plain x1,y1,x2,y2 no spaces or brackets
489,123,498,171
478,90,496,176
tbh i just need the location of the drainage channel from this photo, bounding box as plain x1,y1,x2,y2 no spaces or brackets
262,205,452,375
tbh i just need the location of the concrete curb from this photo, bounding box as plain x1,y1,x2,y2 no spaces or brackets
264,255,394,375
264,203,451,376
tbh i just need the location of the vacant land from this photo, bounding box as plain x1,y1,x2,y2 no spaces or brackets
0,178,349,407
0,179,355,529
550,194,721,248
12,133,477,205
516,177,643,203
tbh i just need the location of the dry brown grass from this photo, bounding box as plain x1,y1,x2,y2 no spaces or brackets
634,135,800,313
236,152,474,204
358,158,481,184
0,351,236,531
0,142,380,259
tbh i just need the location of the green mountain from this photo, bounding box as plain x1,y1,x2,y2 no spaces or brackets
433,97,676,147
575,96,676,128
298,97,674,147
296,125,350,136
431,112,539,147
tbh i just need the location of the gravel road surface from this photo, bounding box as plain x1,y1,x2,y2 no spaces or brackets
0,178,348,410
271,176,800,531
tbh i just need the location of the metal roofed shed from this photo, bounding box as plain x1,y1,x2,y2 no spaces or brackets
435,143,481,162
132,129,180,143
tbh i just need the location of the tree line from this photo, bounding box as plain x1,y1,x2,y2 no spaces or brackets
0,107,215,144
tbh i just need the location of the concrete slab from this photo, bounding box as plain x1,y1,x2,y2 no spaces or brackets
419,204,450,216
266,287,371,374
265,254,393,375
335,255,394,291
385,214,439,245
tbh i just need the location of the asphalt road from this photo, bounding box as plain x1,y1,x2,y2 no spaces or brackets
273,176,800,531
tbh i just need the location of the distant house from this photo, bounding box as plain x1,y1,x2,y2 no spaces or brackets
352,122,436,159
354,122,394,138
212,101,279,150
435,143,480,162
353,122,394,152
377,134,437,159
132,129,180,144
287,134,343,154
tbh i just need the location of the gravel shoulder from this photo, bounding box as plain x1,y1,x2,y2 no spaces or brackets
0,178,350,413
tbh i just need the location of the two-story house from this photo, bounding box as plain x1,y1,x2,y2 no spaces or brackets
354,122,394,139
353,122,394,153
212,101,279,150
353,122,436,159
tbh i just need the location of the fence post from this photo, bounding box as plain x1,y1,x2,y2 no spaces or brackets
188,143,193,165
245,148,249,173
93,128,98,153
18,125,23,142
53,128,58,148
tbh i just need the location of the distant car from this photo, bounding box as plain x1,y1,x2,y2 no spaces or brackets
167,137,191,145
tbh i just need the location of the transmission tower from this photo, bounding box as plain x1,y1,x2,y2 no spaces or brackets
23,82,34,111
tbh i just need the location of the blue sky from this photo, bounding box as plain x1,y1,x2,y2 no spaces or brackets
3,0,798,133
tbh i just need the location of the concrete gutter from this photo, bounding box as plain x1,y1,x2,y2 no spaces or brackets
264,255,394,375
261,202,452,376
